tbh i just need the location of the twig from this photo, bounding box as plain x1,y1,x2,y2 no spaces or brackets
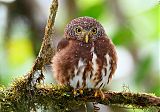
26,0,58,82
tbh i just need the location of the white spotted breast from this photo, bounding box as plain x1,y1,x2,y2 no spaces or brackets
69,48,112,89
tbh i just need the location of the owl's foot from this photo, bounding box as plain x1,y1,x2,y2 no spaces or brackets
73,88,84,97
79,88,84,94
73,89,77,96
93,89,105,112
94,89,105,100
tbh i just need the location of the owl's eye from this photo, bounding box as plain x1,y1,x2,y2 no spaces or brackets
92,28,97,34
75,27,82,33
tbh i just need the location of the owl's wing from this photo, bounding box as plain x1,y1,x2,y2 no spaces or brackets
94,37,117,84
107,39,117,83
57,38,69,52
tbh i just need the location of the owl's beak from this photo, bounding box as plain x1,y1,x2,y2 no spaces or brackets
85,35,89,43
83,31,90,43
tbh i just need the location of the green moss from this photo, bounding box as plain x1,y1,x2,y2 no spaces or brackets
0,77,159,112
0,77,85,112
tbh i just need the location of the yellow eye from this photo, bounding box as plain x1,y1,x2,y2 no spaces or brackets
75,27,82,33
92,28,97,34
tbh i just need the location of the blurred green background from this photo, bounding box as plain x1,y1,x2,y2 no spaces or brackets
0,0,159,111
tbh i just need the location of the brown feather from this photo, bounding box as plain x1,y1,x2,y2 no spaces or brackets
52,39,93,85
52,17,117,89
57,38,69,52
94,36,117,83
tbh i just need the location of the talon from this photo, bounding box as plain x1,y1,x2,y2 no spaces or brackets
73,89,77,96
94,90,98,97
100,91,105,100
94,89,105,99
79,89,83,95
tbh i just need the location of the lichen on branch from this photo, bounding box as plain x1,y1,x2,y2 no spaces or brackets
0,78,159,111
26,0,58,84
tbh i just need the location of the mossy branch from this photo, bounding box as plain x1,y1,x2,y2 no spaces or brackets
0,0,160,112
26,0,58,82
0,78,160,111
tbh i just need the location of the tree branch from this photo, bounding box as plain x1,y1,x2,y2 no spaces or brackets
0,80,159,111
26,0,58,83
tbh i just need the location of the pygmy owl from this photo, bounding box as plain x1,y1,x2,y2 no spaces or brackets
52,17,117,90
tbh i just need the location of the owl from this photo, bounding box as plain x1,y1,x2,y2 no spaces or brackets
52,16,117,90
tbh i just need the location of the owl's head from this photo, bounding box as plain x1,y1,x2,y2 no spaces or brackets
64,17,105,43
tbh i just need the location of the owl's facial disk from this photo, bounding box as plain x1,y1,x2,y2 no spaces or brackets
64,17,105,43
74,26,98,43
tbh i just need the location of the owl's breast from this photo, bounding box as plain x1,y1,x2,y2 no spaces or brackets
52,39,113,89
69,50,112,89
70,42,112,89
